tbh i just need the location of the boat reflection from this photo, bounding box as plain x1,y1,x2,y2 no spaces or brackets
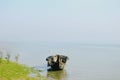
47,70,67,80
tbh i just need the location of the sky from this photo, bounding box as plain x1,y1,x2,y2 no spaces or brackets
0,0,120,44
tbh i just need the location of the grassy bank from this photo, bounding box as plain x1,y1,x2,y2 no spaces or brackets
0,59,47,80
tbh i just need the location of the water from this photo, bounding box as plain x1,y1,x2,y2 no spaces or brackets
0,42,120,80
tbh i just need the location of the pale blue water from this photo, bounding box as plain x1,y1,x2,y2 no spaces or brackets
0,42,120,80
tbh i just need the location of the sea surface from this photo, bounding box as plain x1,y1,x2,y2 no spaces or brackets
0,42,120,80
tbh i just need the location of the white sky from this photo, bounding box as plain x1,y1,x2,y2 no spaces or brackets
0,0,120,44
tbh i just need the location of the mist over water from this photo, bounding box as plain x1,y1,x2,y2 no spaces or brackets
0,42,120,80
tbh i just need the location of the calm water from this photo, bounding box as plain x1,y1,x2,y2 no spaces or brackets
0,42,120,80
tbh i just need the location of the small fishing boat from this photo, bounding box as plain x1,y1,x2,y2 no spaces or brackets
46,54,69,71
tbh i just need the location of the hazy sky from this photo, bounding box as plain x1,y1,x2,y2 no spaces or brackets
0,0,120,44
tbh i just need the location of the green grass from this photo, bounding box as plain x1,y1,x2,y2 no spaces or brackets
0,59,47,80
